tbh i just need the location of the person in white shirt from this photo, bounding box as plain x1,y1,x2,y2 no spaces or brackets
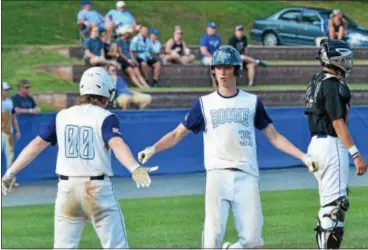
2,67,158,249
1,82,21,187
138,46,318,249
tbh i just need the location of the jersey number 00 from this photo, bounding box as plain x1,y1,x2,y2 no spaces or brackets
65,125,95,160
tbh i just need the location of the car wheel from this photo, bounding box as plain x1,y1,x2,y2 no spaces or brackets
263,32,279,46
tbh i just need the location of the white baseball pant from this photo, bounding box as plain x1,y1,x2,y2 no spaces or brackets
202,169,264,248
2,132,14,169
307,135,349,206
54,176,128,248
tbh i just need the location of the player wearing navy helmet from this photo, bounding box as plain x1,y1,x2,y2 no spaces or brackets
138,45,318,248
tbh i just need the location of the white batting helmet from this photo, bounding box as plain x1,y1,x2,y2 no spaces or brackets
79,67,115,101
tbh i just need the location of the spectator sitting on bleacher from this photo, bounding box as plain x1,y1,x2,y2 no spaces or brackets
328,9,348,40
108,65,152,110
116,26,150,88
77,0,114,43
228,25,268,86
130,25,161,87
163,26,195,65
84,27,121,68
105,1,137,32
149,28,161,59
11,80,41,115
199,22,221,65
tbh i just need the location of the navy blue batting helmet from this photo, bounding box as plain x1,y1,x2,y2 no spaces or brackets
211,45,243,77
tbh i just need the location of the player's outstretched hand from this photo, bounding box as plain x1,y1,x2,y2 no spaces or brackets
132,166,159,188
1,170,16,196
302,154,319,173
138,146,156,164
354,155,367,176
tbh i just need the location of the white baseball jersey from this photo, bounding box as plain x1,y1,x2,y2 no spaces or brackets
182,90,272,177
39,104,122,177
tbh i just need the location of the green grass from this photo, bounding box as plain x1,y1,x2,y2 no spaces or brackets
3,1,368,45
1,47,80,94
2,187,368,248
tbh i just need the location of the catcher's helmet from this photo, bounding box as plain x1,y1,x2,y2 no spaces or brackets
211,45,243,77
317,39,353,78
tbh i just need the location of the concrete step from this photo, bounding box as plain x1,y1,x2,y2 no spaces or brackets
51,45,368,61
33,89,368,110
37,64,368,86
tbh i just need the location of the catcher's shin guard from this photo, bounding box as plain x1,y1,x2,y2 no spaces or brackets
314,196,349,249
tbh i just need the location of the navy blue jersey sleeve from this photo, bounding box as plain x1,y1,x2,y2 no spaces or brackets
254,97,272,131
182,98,205,134
39,115,57,145
101,114,122,144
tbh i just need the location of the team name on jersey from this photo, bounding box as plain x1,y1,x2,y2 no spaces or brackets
210,108,250,129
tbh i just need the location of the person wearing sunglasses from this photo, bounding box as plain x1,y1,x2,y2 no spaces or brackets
11,80,41,115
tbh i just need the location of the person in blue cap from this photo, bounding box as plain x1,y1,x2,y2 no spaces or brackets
228,25,268,86
149,28,161,57
199,21,222,65
77,0,114,43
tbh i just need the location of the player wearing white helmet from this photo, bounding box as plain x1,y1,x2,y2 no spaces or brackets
138,45,318,248
1,67,158,248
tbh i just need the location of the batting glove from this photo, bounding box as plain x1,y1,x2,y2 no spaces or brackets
2,169,16,196
302,154,319,173
132,166,159,188
138,146,156,164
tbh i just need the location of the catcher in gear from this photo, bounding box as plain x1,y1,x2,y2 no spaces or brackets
305,39,367,249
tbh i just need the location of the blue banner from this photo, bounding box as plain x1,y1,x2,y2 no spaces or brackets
2,107,368,183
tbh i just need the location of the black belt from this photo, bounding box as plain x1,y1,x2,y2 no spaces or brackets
316,134,328,138
59,175,105,180
226,168,243,172
314,134,337,138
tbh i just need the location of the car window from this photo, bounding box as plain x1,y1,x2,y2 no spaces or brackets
279,11,302,23
301,14,321,26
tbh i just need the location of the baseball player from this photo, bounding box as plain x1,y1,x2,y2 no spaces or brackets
305,39,367,249
1,82,21,187
138,46,318,248
2,67,158,249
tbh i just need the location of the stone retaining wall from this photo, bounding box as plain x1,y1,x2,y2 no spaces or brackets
37,64,368,86
33,90,368,110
